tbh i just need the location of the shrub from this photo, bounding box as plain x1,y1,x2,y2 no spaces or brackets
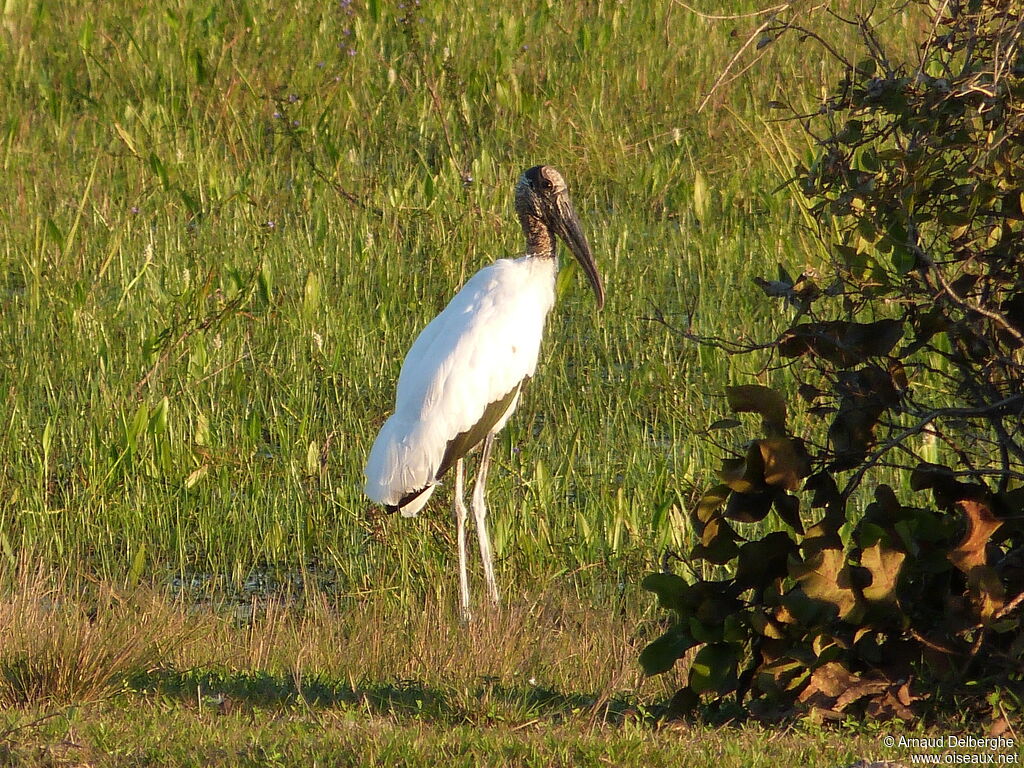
643,0,1024,721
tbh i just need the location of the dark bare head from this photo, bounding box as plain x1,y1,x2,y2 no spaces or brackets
515,165,605,310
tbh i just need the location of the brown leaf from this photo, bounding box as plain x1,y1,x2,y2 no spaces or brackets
948,499,1002,573
790,548,861,620
724,489,774,523
849,319,905,357
760,437,811,491
700,512,740,549
860,542,906,603
864,689,917,721
778,320,903,368
717,444,767,494
693,510,742,565
896,681,918,708
735,532,798,591
966,565,1006,622
694,484,730,524
988,716,1011,738
717,457,749,490
725,384,788,432
774,491,804,534
750,608,786,639
829,400,884,466
797,662,888,712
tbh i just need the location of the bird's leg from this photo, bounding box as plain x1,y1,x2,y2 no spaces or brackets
472,432,500,606
454,458,471,622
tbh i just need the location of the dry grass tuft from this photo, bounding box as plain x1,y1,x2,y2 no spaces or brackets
0,564,677,717
230,588,658,694
0,564,208,706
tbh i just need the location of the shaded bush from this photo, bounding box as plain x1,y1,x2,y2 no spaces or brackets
643,0,1023,721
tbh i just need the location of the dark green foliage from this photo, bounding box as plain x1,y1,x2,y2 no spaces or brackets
644,1,1023,721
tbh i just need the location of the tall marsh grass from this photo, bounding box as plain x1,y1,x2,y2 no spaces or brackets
0,0,930,601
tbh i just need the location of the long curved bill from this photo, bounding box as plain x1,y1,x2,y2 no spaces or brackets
554,197,605,310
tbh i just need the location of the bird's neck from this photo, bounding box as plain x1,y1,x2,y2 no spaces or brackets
520,214,555,258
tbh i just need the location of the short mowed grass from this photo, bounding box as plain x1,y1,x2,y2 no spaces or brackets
0,705,915,768
0,0,987,763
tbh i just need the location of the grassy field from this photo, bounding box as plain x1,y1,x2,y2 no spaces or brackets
0,705,929,768
0,0,841,586
1,0,1002,763
3,569,1008,767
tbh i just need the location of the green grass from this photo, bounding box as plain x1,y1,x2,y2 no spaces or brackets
0,0,839,589
2,574,1014,768
0,703,933,768
0,0,986,762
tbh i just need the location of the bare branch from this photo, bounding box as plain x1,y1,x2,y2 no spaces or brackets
920,258,1024,348
840,394,1024,502
670,0,790,21
697,15,778,113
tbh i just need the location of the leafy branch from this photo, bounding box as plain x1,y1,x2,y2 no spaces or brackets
643,0,1024,723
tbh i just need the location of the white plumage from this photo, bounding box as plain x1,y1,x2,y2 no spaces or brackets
363,165,604,618
364,255,556,517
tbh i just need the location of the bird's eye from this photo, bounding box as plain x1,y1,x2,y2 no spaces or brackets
540,178,553,190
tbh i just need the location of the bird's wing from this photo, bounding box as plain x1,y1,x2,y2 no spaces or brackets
364,257,555,510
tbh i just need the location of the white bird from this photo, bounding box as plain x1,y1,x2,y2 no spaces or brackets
364,165,605,618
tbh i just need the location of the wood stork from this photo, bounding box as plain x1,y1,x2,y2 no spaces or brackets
363,165,604,618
